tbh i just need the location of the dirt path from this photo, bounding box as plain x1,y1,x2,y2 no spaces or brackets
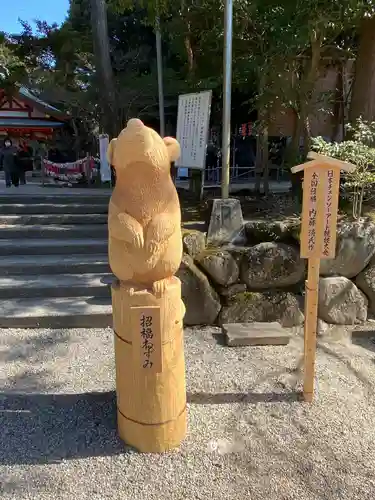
1,324,375,499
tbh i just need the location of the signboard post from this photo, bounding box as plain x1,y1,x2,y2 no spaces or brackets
291,152,356,402
175,90,212,197
222,0,233,199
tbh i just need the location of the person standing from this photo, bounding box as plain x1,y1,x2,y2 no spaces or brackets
17,141,33,185
0,138,19,187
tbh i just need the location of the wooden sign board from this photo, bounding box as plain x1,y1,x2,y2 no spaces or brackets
175,90,212,172
292,152,356,402
131,306,162,374
300,166,340,259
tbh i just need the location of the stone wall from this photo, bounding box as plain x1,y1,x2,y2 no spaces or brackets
177,218,375,327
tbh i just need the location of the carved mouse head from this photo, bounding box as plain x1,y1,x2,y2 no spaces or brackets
107,118,180,174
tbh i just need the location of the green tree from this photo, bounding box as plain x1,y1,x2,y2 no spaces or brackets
5,0,374,177
350,5,375,123
0,33,28,92
6,19,98,153
90,0,118,136
312,118,375,218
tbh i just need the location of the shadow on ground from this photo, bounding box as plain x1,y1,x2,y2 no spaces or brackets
0,388,300,465
351,330,375,354
0,391,125,465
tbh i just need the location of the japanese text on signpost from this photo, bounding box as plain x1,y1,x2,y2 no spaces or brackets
131,306,162,373
301,169,320,258
308,172,319,252
321,168,340,259
300,167,340,259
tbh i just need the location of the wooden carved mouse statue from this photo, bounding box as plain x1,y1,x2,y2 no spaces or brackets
108,119,187,453
107,118,182,295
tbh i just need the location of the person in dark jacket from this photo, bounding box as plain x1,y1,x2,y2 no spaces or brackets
17,142,33,185
0,138,19,187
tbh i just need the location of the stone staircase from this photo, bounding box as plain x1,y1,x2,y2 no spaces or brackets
0,192,113,328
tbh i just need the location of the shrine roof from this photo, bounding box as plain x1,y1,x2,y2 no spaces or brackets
18,87,69,120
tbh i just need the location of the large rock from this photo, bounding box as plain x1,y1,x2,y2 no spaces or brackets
318,277,368,325
177,254,221,325
218,291,304,327
245,218,301,244
217,283,247,300
197,249,239,286
355,256,375,314
182,229,206,259
320,218,375,278
240,242,305,289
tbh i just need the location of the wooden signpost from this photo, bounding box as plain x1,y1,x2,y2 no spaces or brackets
291,152,356,402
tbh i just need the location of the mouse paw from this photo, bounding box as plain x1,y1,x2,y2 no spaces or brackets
152,278,168,297
181,300,186,319
147,240,159,256
145,255,158,270
133,231,144,250
176,301,186,324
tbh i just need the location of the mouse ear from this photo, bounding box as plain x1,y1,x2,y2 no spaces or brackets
107,138,117,165
163,137,180,162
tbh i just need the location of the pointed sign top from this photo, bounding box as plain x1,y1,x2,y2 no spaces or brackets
291,151,356,174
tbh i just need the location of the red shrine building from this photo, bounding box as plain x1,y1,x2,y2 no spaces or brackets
0,86,69,144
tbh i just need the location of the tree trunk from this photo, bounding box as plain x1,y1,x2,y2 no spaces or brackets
350,15,375,123
71,118,80,159
181,0,195,76
300,31,321,155
255,115,269,194
288,107,300,163
331,62,344,141
301,103,311,157
255,72,267,193
184,35,194,74
90,0,118,137
288,30,322,163
255,129,262,193
261,119,269,195
288,107,304,202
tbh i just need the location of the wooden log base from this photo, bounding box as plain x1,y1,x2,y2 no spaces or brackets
117,406,187,453
112,275,187,452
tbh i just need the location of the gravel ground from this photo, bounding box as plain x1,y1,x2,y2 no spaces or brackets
1,324,375,500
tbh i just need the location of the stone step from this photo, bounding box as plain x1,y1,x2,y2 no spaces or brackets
0,254,111,275
0,203,108,215
222,322,291,347
0,224,108,239
0,214,108,225
0,194,110,205
0,273,114,299
0,238,108,256
0,296,112,328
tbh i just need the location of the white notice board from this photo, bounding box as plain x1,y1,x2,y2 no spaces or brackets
175,90,212,172
99,134,111,183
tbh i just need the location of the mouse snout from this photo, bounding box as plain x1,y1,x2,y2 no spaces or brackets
127,118,144,130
